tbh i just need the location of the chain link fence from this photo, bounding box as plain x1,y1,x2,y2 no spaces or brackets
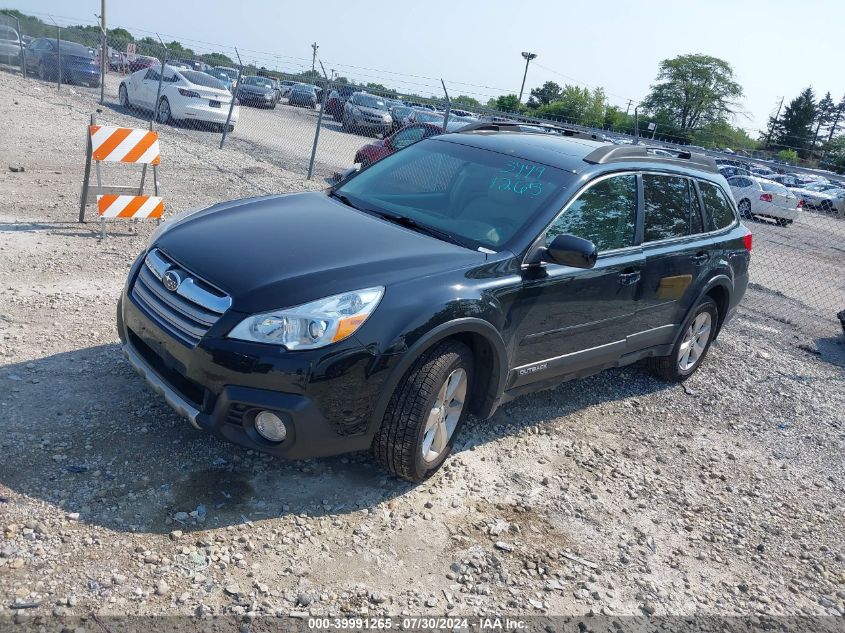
1,11,843,327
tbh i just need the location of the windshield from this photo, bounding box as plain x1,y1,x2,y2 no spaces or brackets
59,41,93,56
292,84,315,92
355,94,388,110
212,67,238,80
181,71,226,89
413,110,444,123
243,76,273,88
336,139,572,249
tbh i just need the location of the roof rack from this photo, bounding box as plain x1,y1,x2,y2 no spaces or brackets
456,121,604,142
582,145,718,173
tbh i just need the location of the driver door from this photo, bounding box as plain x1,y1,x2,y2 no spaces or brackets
507,173,646,386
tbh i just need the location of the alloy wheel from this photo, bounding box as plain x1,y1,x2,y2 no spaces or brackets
677,312,712,372
420,368,467,463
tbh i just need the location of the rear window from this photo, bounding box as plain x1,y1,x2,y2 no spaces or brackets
760,181,790,195
698,181,737,230
180,71,226,89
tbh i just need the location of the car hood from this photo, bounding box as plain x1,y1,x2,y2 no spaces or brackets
153,192,485,314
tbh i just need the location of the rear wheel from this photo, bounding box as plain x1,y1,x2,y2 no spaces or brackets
118,83,129,108
775,217,791,227
157,97,172,124
373,340,473,482
648,297,718,382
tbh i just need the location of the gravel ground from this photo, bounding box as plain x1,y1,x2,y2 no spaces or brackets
1,68,844,627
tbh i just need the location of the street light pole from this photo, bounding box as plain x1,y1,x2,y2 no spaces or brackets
518,51,537,103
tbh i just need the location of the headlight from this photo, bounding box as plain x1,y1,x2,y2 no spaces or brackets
383,114,392,122
352,106,361,115
227,287,384,350
147,205,206,246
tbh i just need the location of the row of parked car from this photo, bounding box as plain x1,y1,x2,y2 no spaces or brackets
716,158,845,226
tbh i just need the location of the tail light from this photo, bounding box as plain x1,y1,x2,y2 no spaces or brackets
178,88,200,98
760,193,773,202
743,232,752,252
797,199,805,208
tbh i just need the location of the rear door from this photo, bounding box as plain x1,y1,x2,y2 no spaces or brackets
508,173,646,384
637,173,714,339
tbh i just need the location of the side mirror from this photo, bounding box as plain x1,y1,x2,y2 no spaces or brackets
543,234,598,269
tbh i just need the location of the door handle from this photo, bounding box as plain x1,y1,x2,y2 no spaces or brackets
692,251,710,265
618,267,641,285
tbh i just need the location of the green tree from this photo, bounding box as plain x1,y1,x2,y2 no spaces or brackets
776,149,799,164
812,92,836,148
109,27,133,42
533,85,608,126
528,81,562,107
453,95,481,107
770,87,816,156
640,54,743,131
690,121,758,150
487,94,524,112
200,52,234,67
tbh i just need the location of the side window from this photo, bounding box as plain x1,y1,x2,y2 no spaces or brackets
643,174,692,242
545,174,637,252
144,69,160,81
392,127,426,149
690,182,704,234
699,181,737,230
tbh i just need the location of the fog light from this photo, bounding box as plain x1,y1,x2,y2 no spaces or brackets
254,411,287,442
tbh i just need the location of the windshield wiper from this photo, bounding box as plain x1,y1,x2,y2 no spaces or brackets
373,211,464,246
329,190,359,209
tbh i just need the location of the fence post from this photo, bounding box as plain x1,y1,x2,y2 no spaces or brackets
307,62,331,180
441,79,451,130
55,24,61,91
14,17,25,78
220,48,243,149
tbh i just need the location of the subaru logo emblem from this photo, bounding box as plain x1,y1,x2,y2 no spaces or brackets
163,270,181,292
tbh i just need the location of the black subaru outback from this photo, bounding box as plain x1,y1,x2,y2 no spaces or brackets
117,123,751,481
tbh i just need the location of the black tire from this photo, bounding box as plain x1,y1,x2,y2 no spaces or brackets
157,97,171,125
38,61,49,81
648,297,718,382
373,340,474,482
775,218,790,227
227,124,235,133
118,83,129,108
738,199,753,219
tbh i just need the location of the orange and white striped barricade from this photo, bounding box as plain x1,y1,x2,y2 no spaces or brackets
78,114,165,238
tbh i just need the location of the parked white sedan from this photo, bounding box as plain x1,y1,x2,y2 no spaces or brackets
118,64,240,131
726,175,803,226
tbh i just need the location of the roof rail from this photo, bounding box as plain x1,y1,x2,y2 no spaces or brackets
582,145,718,173
456,121,604,141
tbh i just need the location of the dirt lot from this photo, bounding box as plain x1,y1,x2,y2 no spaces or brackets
1,69,844,626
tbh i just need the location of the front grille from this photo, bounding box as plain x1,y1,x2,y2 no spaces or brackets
127,329,207,408
130,248,231,347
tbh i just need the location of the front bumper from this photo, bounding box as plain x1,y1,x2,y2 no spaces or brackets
116,259,392,458
352,118,391,132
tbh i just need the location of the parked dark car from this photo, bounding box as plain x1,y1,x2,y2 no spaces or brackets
118,124,750,481
25,38,100,86
0,24,23,65
236,75,277,108
288,83,318,108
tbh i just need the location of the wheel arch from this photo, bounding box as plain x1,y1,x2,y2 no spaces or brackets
368,318,509,434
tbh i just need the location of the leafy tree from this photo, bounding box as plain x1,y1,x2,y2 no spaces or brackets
812,92,836,147
825,94,845,144
640,54,743,131
528,81,562,107
690,121,758,150
770,87,816,156
533,85,608,126
452,95,481,107
109,27,133,42
200,52,234,68
776,149,799,164
487,94,524,113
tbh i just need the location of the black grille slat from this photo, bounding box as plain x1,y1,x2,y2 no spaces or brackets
130,250,231,347
227,404,249,426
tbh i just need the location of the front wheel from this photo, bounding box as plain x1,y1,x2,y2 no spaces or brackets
648,297,718,382
118,83,129,108
776,218,792,227
373,340,473,482
157,97,172,124
738,199,753,219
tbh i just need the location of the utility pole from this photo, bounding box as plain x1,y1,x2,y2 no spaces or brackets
311,42,318,74
625,99,633,116
518,51,537,103
765,96,784,147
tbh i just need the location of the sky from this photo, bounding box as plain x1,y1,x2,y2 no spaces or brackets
6,0,845,134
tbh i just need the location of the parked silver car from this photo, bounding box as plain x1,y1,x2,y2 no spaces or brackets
0,24,23,66
342,92,393,136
